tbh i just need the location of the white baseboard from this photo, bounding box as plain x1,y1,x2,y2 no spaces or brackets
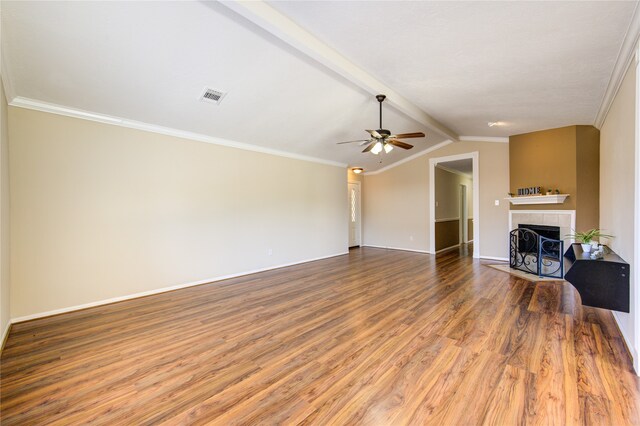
11,251,349,323
362,244,431,254
1,321,12,353
479,255,509,262
612,311,639,373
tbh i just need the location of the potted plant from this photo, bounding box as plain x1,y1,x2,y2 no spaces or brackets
565,228,613,253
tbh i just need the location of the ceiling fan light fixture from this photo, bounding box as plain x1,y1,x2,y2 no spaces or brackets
352,167,364,174
338,94,421,153
371,141,383,155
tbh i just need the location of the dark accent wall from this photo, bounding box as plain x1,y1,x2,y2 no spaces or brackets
435,220,459,251
575,126,600,231
509,125,599,231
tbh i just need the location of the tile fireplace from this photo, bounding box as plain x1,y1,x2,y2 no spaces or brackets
509,210,576,246
508,210,575,278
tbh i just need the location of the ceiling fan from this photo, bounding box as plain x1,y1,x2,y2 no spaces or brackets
337,94,425,154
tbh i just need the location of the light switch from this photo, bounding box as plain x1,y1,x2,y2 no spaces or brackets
494,200,500,206
435,201,439,207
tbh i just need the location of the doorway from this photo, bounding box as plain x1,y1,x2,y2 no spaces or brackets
429,152,479,258
348,182,361,247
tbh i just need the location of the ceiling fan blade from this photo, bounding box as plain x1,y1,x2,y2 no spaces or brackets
336,139,371,144
387,139,414,150
393,132,425,139
366,129,382,139
362,141,376,153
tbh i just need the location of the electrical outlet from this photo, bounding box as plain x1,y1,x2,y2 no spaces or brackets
268,248,273,256
435,201,439,207
409,235,414,241
494,200,500,206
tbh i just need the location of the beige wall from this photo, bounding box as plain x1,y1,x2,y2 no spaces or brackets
9,107,348,319
434,166,473,220
363,141,509,258
600,62,636,362
0,79,9,340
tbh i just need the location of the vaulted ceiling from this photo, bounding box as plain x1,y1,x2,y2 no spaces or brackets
2,1,638,171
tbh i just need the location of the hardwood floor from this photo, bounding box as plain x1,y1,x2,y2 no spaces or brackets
1,247,638,425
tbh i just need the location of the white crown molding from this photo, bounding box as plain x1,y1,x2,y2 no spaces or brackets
459,136,509,143
220,1,459,142
364,139,453,175
594,1,640,129
435,163,472,179
9,97,348,168
11,251,349,323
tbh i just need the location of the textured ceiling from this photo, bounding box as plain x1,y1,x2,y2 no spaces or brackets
270,1,637,137
1,1,446,171
1,1,637,171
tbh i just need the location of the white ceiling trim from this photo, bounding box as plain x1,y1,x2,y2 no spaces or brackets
364,139,453,176
459,136,509,143
221,0,459,142
10,97,348,168
594,1,640,129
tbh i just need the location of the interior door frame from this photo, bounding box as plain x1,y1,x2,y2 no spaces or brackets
459,184,468,244
429,152,480,258
348,181,362,247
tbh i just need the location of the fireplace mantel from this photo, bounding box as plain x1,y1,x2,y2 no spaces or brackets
505,194,569,205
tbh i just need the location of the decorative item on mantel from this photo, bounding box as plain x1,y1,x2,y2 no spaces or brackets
506,185,569,205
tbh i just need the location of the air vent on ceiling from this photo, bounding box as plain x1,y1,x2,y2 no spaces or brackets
200,87,227,105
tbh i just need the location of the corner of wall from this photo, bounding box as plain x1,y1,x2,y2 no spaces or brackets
0,73,11,349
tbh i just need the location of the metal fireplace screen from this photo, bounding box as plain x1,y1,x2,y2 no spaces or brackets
510,227,564,278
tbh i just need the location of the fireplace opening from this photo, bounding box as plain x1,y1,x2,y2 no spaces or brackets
510,224,564,278
518,224,561,255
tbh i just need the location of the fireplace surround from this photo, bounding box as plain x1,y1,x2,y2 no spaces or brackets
509,210,575,246
510,227,564,278
508,210,575,278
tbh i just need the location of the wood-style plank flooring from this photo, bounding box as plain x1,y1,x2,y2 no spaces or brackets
1,246,639,425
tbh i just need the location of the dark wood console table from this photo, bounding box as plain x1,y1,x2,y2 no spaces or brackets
563,243,629,312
